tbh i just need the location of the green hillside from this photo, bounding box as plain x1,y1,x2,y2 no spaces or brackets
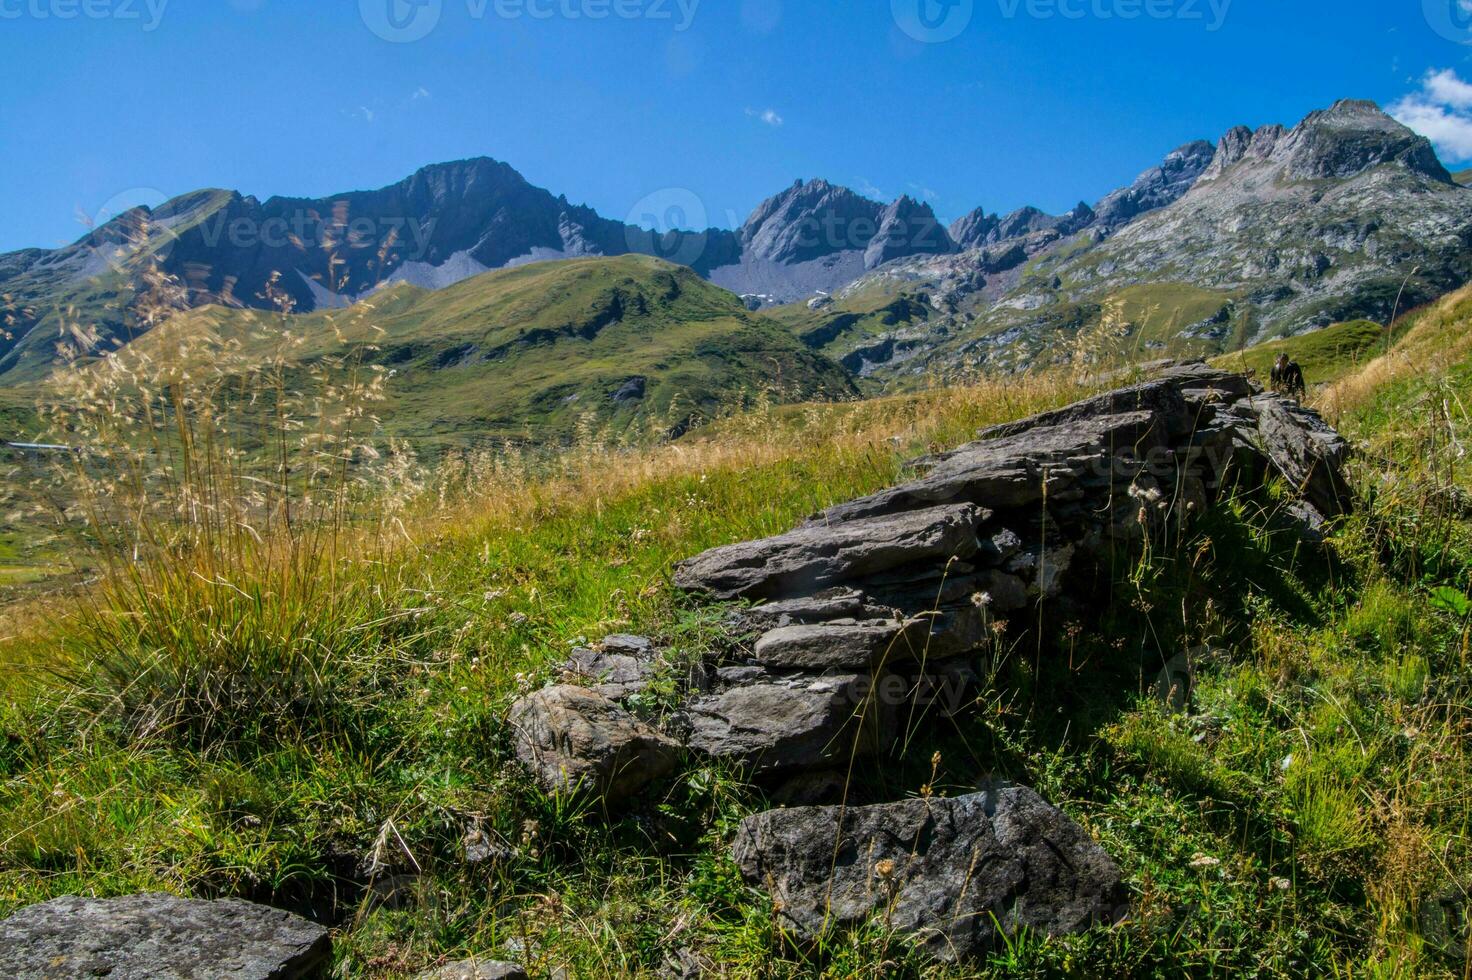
762,281,935,374
118,256,857,449
1210,318,1387,385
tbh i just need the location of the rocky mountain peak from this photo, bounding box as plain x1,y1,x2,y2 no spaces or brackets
1199,102,1452,185
739,179,887,265
1093,140,1214,228
948,207,1000,249
865,196,954,269
1279,100,1451,182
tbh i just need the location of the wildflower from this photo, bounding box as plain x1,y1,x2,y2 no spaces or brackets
1271,877,1292,891
874,859,896,880
1189,853,1221,870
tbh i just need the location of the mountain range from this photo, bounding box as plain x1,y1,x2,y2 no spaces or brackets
2,98,1469,430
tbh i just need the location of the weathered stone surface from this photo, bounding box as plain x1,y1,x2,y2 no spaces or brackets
978,376,1194,442
731,785,1127,961
735,587,885,631
685,673,880,772
1248,394,1351,517
415,959,528,980
979,569,1029,612
674,503,986,601
752,618,923,670
509,685,679,801
560,635,658,700
819,410,1167,524
0,893,331,980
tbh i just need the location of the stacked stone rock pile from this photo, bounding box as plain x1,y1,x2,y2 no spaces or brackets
665,363,1348,778
503,363,1350,958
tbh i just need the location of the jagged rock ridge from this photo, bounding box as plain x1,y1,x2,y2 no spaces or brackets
852,100,1472,378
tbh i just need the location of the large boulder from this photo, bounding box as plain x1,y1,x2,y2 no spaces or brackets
673,503,987,601
508,685,679,802
1247,394,1352,517
815,408,1170,525
731,785,1127,961
0,893,331,980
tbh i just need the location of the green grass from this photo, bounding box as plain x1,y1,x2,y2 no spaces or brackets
3,282,1472,975
761,283,934,368
1211,318,1389,386
26,256,857,451
1100,282,1237,350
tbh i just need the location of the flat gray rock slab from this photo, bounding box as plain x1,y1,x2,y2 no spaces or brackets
817,410,1165,524
732,785,1127,961
685,673,880,772
0,893,331,979
674,503,986,601
752,619,922,670
509,685,679,802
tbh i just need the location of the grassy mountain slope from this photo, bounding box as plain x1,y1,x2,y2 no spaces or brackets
4,288,1472,974
1209,317,1388,384
122,255,856,448
761,280,936,377
0,190,240,383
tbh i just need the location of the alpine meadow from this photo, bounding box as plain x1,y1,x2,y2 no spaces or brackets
7,3,1472,978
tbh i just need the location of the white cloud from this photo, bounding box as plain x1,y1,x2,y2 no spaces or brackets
1425,68,1472,110
745,107,784,127
853,176,887,200
411,87,432,101
1391,69,1472,162
907,182,939,202
353,106,376,123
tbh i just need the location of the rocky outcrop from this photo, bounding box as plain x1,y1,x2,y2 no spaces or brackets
508,685,679,802
865,196,955,269
558,633,660,701
499,366,1349,959
731,785,1127,961
674,365,1349,788
1094,140,1216,230
0,893,331,980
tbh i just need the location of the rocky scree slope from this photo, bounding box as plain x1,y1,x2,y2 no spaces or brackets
504,363,1350,960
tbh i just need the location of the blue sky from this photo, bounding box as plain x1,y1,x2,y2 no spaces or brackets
2,0,1471,252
